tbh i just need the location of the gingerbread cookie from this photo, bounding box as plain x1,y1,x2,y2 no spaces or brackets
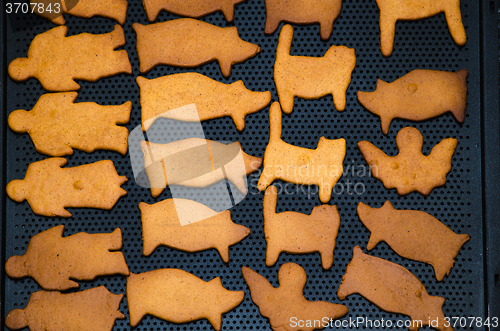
338,246,452,331
137,73,271,131
133,19,260,77
274,25,356,114
142,0,247,22
358,69,469,134
8,25,132,91
257,102,346,203
242,263,348,331
5,225,129,290
264,0,343,40
141,139,262,198
139,199,250,262
127,269,245,329
6,158,127,217
32,0,128,25
357,201,470,281
8,92,131,156
5,286,124,331
358,127,457,195
375,0,466,56
263,185,340,269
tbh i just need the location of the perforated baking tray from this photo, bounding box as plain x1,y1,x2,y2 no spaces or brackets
1,0,499,330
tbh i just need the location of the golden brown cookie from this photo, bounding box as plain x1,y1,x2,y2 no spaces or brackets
242,263,348,331
5,286,124,331
5,225,129,290
274,25,356,114
357,201,470,281
133,19,260,77
8,25,132,92
139,199,250,262
263,185,340,269
8,92,131,156
127,269,244,329
358,127,457,195
6,158,127,217
375,0,466,56
358,69,469,134
140,139,262,198
264,0,343,40
257,102,346,203
338,246,453,331
142,0,247,22
137,73,271,131
31,0,128,25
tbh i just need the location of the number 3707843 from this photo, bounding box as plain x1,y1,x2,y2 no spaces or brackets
6,2,61,13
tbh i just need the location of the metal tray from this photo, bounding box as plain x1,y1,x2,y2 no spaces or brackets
1,0,499,330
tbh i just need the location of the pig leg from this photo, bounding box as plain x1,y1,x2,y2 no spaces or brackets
221,2,236,22
266,241,281,266
217,245,230,263
218,59,232,78
379,14,396,57
444,4,466,46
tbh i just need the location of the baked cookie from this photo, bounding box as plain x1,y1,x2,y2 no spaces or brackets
8,25,132,92
142,0,247,22
375,0,466,56
338,246,452,331
8,92,131,156
264,0,343,40
263,185,340,269
257,102,346,203
242,263,348,331
140,139,262,198
137,73,271,131
5,286,124,331
357,201,470,281
5,225,129,290
6,158,127,217
133,19,260,77
127,268,244,329
139,199,250,261
358,127,457,195
274,25,356,114
358,69,469,134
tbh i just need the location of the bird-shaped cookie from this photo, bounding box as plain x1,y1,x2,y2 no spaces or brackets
358,127,457,195
242,263,348,331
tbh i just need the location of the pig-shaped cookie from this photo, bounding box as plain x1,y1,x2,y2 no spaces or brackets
127,269,244,330
140,139,262,198
375,0,466,56
338,246,453,331
242,263,348,331
274,25,356,114
357,201,470,281
31,0,128,25
5,286,124,331
8,92,131,156
358,69,469,134
142,0,247,22
137,73,271,131
358,127,457,195
8,25,132,92
133,19,260,77
264,0,343,40
139,199,250,262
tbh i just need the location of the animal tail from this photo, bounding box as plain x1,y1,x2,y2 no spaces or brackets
276,24,293,61
263,185,278,221
450,69,469,123
268,102,283,141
